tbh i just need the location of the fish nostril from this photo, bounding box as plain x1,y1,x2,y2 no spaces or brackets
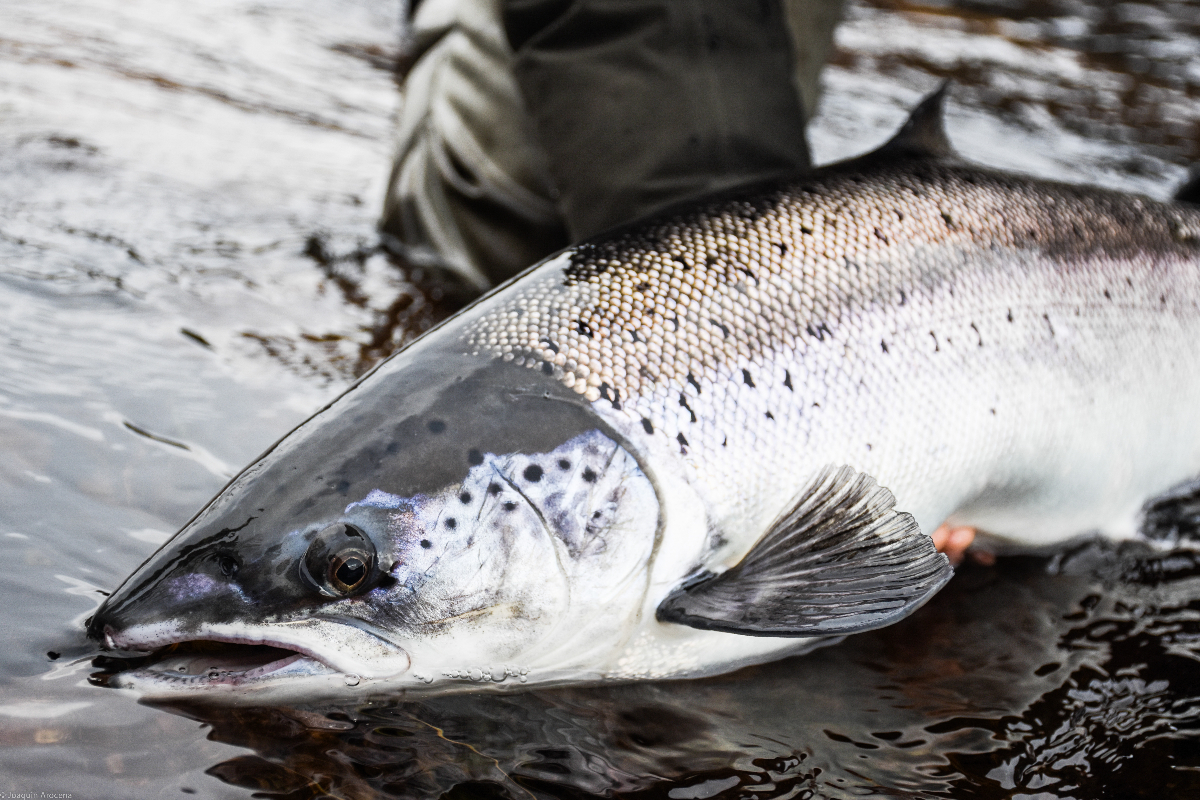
217,554,239,578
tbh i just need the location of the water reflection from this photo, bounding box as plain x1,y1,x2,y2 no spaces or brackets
150,544,1200,798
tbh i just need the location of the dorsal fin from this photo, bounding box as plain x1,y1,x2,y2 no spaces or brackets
879,82,956,160
656,465,952,637
1175,166,1200,207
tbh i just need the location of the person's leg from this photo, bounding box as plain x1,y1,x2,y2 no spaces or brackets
505,0,827,242
380,0,568,290
381,0,846,288
783,0,845,135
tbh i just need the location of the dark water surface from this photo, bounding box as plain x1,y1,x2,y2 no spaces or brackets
1,0,1199,797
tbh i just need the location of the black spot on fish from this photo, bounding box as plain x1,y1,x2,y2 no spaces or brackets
806,322,831,341
765,411,774,420
386,441,400,454
420,539,432,549
503,501,517,512
577,320,593,338
592,510,602,519
669,317,680,331
636,282,651,292
930,331,939,352
427,420,446,434
899,289,907,305
1007,309,1014,323
459,491,472,504
783,371,793,391
642,418,654,434
679,393,697,423
672,255,691,270
971,322,982,347
710,319,730,338
1104,289,1112,300
800,225,813,235
582,468,597,483
524,464,543,482
558,459,571,470
895,210,904,221
677,432,689,453
542,361,554,375
880,339,889,354
1044,314,1055,337
774,242,787,255
874,227,889,244
990,408,996,415
687,373,702,393
639,364,652,379
335,480,350,495
598,383,622,410
488,483,502,495
941,211,955,228
722,436,727,447
541,338,559,354
468,449,484,466
742,369,755,388
866,443,872,451
445,518,457,529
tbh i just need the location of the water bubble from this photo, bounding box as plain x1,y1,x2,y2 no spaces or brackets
344,674,360,687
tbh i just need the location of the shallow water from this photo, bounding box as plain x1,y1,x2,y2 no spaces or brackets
1,0,1198,796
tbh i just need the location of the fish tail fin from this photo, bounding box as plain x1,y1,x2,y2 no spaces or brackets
1142,475,1200,545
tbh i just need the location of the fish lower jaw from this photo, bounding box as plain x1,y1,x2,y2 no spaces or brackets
97,622,408,700
118,648,331,689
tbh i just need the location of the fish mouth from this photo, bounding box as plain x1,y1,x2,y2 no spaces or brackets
93,620,410,699
102,640,324,687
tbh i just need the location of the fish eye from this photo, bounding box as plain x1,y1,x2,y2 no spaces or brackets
329,552,368,593
302,523,376,597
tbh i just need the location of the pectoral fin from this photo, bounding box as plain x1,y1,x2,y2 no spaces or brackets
657,465,952,637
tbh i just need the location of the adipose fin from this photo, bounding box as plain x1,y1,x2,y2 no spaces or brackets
1175,166,1200,207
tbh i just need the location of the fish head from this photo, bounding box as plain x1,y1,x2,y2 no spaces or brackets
88,351,660,701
